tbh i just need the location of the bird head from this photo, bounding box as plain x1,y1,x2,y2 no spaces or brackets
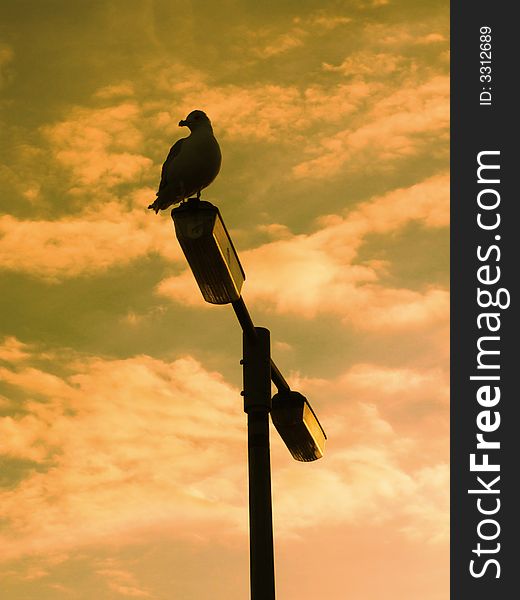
178,110,212,131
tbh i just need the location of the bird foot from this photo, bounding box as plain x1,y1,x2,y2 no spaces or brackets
185,191,201,201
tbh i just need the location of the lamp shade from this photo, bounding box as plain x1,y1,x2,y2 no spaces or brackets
172,200,246,304
271,391,327,461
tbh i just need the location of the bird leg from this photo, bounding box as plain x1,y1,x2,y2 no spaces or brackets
186,190,201,202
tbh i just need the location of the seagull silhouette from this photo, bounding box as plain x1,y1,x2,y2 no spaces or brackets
148,110,222,213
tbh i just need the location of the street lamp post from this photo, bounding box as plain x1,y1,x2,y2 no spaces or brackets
242,326,275,600
171,200,327,600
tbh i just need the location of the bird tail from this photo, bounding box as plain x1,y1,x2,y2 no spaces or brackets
147,200,160,214
148,195,185,213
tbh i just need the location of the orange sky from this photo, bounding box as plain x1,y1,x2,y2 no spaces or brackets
0,1,449,598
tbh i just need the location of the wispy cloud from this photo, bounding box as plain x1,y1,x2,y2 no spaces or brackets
273,448,448,544
0,339,448,563
302,13,352,29
160,76,375,143
0,345,246,560
255,29,307,58
158,174,449,330
323,51,410,76
1,1,448,597
1,42,447,292
293,75,449,179
0,336,31,362
43,103,152,189
0,196,180,280
94,82,136,100
361,20,448,47
0,43,14,89
275,360,449,542
246,10,352,60
96,561,151,598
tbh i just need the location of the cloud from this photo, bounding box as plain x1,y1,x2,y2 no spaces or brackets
0,3,449,595
273,448,448,545
247,11,352,60
200,81,372,141
23,38,446,211
95,561,151,598
0,48,446,284
0,196,181,280
293,75,449,179
303,14,352,29
289,359,449,445
0,339,448,562
150,64,376,142
1,66,376,221
158,174,449,330
94,82,136,99
255,29,307,58
0,336,31,363
0,43,14,89
362,22,447,47
4,37,446,228
380,31,447,46
272,361,449,542
0,346,247,561
323,52,409,76
42,103,153,189
399,464,449,544
417,33,447,44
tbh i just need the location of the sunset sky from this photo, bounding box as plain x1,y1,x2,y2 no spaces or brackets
0,1,449,598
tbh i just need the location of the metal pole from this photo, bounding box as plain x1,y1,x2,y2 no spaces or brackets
232,297,290,393
242,327,276,600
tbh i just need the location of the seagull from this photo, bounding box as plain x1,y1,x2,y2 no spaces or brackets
148,110,222,213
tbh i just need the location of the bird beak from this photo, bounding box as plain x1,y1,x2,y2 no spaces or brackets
178,119,187,127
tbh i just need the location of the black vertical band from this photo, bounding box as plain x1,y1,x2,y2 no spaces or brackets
451,3,516,597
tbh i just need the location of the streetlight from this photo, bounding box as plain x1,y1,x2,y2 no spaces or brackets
171,199,327,600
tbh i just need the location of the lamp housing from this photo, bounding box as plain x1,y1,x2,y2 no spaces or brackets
172,200,245,304
271,391,326,461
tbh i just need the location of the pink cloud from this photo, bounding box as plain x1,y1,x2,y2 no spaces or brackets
43,103,153,188
0,336,31,362
323,52,407,76
0,339,447,562
293,76,449,179
158,174,449,330
0,43,13,89
0,350,247,560
0,198,181,280
256,29,307,58
155,73,376,142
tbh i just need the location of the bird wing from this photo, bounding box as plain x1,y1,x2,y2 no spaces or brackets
157,138,185,193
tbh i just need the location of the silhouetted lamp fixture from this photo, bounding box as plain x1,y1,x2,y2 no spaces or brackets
172,200,245,304
271,391,326,461
171,199,326,600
